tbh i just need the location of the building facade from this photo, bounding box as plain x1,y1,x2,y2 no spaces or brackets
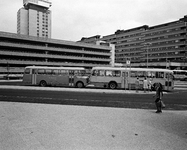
17,0,52,38
80,16,187,69
0,31,113,76
140,17,187,69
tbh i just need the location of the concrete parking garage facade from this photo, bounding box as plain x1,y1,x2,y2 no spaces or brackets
0,31,113,75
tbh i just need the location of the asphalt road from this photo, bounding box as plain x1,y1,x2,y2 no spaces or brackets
0,87,187,110
1,81,187,150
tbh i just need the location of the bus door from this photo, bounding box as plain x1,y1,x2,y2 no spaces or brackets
23,68,32,85
49,70,58,86
122,71,128,89
69,70,74,87
165,72,171,91
31,69,37,85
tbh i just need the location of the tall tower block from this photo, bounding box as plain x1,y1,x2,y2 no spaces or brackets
17,0,52,38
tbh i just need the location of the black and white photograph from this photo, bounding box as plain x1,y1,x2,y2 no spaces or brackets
0,0,187,149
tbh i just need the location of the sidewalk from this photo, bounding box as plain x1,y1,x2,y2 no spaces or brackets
0,101,186,150
0,85,157,94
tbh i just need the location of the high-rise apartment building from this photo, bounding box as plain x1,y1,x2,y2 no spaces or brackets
17,0,52,38
80,16,187,69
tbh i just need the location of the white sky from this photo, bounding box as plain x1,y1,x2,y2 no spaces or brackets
0,0,187,41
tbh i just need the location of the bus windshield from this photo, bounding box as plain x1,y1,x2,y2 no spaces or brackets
173,70,187,81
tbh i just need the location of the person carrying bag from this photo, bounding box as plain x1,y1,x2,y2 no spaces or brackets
152,82,165,113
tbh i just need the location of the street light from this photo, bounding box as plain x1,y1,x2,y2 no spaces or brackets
143,42,152,68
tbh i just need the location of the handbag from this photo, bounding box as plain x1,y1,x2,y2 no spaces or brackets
160,100,165,108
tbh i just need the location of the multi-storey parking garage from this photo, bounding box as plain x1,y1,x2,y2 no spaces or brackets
0,31,113,77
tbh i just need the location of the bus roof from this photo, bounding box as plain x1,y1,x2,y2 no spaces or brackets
92,67,173,73
25,66,85,70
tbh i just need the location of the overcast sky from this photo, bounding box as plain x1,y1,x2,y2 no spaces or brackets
0,0,187,41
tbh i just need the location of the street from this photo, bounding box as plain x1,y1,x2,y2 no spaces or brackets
0,85,187,110
0,83,187,150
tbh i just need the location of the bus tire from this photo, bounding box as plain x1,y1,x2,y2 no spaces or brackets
76,81,84,88
108,82,117,89
40,80,47,87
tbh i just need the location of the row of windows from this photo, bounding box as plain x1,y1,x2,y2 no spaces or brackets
92,70,121,77
144,26,185,36
130,71,164,78
145,33,184,42
116,39,185,49
92,70,172,79
173,71,187,75
25,69,86,76
0,39,111,54
0,49,110,60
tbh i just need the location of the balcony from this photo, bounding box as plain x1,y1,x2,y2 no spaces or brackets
0,42,111,56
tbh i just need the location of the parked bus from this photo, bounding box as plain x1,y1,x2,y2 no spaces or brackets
0,67,24,80
0,73,23,80
173,70,187,81
89,67,174,91
23,66,89,88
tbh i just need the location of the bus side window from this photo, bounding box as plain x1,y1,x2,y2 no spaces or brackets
69,70,74,76
60,70,68,76
92,70,97,76
52,70,59,75
25,68,30,74
80,70,85,76
106,70,112,77
156,72,164,78
151,72,155,78
122,72,128,77
98,70,105,76
165,72,169,78
32,69,37,74
113,70,121,77
137,71,144,78
147,71,152,78
75,70,84,76
38,69,45,75
130,71,137,77
143,71,147,77
46,69,52,75
74,70,78,76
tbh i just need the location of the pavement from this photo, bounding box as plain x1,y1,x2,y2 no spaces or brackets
0,102,187,150
0,85,156,94
0,82,187,150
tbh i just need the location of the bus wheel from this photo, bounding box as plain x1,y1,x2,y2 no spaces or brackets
40,80,47,87
76,82,84,88
109,82,117,89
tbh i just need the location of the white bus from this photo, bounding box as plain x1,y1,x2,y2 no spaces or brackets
173,70,187,81
23,66,89,88
89,67,174,91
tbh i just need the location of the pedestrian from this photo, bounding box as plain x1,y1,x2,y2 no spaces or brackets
152,82,164,113
148,78,152,92
135,77,140,92
143,77,148,93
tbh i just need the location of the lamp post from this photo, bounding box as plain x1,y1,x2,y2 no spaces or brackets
7,62,9,80
144,43,152,68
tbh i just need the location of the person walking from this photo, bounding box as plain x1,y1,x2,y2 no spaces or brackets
135,77,140,93
143,77,148,93
148,78,152,92
153,82,164,113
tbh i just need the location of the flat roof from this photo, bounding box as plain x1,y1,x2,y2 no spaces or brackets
25,66,85,70
0,31,111,50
